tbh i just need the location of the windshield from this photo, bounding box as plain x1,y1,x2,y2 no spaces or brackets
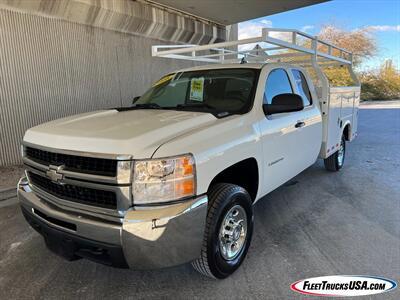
135,68,259,116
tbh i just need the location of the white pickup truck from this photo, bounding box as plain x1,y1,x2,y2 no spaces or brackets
18,29,360,278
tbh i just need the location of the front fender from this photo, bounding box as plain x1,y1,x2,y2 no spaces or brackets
152,114,263,198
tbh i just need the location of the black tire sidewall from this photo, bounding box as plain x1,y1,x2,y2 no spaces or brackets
207,187,253,279
336,135,346,170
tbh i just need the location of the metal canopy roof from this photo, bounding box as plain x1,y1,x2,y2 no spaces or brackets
145,0,328,25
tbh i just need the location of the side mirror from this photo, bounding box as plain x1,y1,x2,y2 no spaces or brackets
263,93,304,115
132,96,140,104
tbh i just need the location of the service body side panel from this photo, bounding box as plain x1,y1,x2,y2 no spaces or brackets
321,86,360,158
321,90,341,158
351,90,360,140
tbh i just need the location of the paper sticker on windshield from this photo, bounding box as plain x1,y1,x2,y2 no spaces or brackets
153,74,175,87
190,77,205,101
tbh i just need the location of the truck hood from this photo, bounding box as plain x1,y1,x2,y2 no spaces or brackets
23,109,217,158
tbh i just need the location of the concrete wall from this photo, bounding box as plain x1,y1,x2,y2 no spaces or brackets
0,7,235,166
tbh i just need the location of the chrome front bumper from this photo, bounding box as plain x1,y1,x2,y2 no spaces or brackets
18,177,208,269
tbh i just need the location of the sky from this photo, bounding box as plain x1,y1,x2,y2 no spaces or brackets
239,0,400,71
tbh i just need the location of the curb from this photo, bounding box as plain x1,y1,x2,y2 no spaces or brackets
0,187,16,194
0,187,17,202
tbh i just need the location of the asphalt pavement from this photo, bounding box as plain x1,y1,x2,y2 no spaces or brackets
0,105,399,299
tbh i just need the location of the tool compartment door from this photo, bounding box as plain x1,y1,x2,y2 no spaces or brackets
321,86,360,158
325,90,342,157
340,87,356,135
351,90,360,140
338,87,360,142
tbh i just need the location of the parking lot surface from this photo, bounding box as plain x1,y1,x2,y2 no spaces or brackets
0,105,399,299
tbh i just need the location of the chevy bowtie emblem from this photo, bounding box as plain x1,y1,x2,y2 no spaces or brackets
46,165,65,184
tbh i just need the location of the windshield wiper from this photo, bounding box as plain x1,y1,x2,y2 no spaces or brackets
176,103,232,118
176,103,217,110
115,102,231,118
134,103,162,109
115,103,165,112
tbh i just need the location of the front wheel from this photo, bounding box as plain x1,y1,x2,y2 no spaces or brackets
324,135,346,171
192,183,253,279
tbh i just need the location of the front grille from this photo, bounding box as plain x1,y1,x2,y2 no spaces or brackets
28,172,117,210
25,147,117,177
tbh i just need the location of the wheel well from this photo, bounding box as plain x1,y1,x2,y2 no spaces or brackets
343,124,351,141
209,158,259,202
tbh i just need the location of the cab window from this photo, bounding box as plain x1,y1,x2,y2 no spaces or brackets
291,69,312,106
264,69,293,104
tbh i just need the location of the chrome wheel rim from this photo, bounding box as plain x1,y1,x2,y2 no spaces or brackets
218,205,247,261
338,139,345,166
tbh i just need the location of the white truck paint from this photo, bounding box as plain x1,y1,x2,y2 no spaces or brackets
18,29,360,278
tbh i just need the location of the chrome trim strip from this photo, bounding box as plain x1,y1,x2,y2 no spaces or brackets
23,157,131,185
31,190,124,224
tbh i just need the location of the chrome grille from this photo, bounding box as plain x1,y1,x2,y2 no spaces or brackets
25,147,118,177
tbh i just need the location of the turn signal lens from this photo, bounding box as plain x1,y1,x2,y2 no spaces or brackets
175,179,195,196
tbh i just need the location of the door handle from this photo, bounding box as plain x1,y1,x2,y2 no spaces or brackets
295,121,305,128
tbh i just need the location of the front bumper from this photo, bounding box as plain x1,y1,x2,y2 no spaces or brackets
18,177,208,269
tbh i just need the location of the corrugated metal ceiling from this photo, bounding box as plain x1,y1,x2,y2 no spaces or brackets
143,0,329,25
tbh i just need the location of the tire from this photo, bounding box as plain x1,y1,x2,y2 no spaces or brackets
192,183,253,279
324,135,346,171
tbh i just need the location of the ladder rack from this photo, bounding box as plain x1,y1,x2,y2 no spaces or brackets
152,28,353,66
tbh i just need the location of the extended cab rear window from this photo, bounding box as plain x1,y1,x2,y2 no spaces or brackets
291,69,312,106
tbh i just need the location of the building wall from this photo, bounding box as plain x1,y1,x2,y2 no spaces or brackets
0,8,234,166
0,0,231,44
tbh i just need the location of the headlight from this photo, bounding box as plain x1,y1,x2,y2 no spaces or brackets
133,154,196,205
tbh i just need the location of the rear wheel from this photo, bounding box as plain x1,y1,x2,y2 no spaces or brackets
191,183,253,279
324,135,346,171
